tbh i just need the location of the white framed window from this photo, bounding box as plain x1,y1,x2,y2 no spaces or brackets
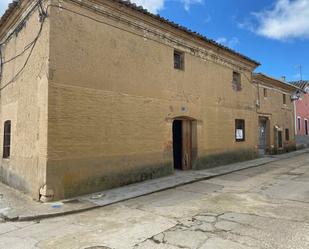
235,119,245,142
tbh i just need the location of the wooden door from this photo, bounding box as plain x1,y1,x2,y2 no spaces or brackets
182,120,192,170
259,119,267,155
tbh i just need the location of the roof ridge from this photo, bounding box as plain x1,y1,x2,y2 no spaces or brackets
289,80,309,83
289,80,309,91
0,0,260,66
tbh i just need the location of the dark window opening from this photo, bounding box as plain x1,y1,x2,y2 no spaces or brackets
235,119,245,142
3,120,11,159
283,94,287,105
278,131,283,148
174,50,184,70
263,88,267,98
298,118,301,131
285,129,290,141
232,72,242,91
305,120,308,135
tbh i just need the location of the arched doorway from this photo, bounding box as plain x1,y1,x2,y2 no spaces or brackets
172,118,197,170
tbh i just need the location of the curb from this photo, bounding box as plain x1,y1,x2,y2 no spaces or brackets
4,148,309,222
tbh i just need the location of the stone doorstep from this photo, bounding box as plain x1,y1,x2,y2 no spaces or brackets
2,148,309,222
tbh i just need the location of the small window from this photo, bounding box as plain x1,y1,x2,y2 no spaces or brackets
174,50,184,70
263,88,267,98
278,131,283,148
305,120,308,135
285,129,289,141
298,117,301,131
232,72,241,91
235,119,245,142
3,120,11,159
283,94,287,105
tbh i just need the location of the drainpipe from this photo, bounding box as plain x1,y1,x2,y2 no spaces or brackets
294,101,297,136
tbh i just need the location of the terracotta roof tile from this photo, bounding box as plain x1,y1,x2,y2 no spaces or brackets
0,0,260,66
289,80,309,90
0,0,20,28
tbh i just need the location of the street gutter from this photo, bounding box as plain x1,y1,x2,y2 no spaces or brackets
3,148,309,222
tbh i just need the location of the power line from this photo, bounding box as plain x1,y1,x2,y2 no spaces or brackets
0,0,252,92
0,1,47,91
0,0,48,66
1,40,35,65
0,18,45,91
0,0,47,46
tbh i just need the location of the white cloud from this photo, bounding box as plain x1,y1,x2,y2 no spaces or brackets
129,0,204,13
203,14,211,24
216,37,240,48
251,0,309,40
181,0,204,11
129,0,165,14
216,37,227,44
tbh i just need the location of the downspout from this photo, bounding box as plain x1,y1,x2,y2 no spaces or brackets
294,101,297,136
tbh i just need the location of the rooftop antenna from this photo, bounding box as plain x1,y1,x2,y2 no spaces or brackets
296,65,303,81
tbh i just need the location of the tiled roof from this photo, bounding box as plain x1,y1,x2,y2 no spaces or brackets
0,0,260,66
289,80,309,91
0,0,20,29
254,73,302,92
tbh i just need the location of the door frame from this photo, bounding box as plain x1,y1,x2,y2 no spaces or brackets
172,117,197,171
258,116,270,155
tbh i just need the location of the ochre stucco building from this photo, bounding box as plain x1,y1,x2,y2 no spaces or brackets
253,74,298,155
0,0,298,201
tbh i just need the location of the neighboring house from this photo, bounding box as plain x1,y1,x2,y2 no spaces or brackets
253,74,298,155
0,0,261,201
290,80,309,147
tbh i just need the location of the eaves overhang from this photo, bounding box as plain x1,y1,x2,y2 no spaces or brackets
0,0,260,68
253,73,303,93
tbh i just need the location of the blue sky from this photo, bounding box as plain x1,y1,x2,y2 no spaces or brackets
1,0,308,81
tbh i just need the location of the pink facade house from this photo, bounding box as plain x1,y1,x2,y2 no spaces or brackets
290,81,309,147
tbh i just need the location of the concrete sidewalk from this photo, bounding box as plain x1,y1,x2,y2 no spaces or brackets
1,148,308,222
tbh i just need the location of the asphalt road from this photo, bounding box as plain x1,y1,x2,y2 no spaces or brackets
1,152,309,249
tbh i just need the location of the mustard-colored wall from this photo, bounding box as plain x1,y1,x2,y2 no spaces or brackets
0,0,299,201
47,0,259,199
256,82,296,152
0,2,49,199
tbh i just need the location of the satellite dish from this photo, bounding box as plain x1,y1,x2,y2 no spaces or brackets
290,95,298,101
290,90,302,101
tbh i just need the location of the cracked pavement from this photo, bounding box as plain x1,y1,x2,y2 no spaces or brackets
1,152,309,249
